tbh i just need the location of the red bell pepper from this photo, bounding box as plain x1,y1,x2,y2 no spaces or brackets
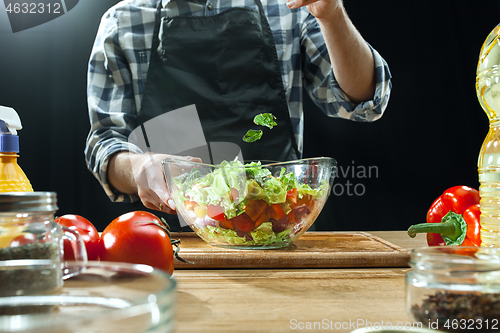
407,186,481,246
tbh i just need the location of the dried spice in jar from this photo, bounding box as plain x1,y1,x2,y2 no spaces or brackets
411,291,500,332
0,242,60,296
407,246,500,333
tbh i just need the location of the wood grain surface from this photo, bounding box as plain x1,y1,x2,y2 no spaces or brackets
172,231,411,269
172,232,427,333
174,268,415,333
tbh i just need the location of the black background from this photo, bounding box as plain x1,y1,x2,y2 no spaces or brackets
0,0,498,232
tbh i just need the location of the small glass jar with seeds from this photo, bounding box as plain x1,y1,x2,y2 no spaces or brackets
0,192,87,296
407,246,500,332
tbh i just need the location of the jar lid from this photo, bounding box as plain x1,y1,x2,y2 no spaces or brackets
0,192,57,212
409,246,500,288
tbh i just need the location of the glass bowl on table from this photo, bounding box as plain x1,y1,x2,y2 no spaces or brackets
162,157,337,249
0,260,176,333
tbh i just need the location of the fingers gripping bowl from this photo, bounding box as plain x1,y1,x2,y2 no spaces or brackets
163,157,336,249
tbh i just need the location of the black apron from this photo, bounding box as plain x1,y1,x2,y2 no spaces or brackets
136,0,299,163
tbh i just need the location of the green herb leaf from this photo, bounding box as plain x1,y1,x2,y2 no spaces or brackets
254,113,277,129
243,129,263,142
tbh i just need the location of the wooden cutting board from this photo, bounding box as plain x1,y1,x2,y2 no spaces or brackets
171,231,411,269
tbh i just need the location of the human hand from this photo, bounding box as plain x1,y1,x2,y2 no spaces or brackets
132,153,202,214
286,0,343,20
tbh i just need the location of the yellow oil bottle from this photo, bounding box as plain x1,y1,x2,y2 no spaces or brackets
0,106,33,192
477,24,500,247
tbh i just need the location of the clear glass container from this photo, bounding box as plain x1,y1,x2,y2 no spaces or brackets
406,246,500,332
0,192,87,296
0,261,176,333
163,157,336,249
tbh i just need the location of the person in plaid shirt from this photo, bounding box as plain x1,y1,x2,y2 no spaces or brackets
85,0,392,215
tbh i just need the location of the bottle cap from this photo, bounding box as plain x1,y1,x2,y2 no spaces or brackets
0,106,22,153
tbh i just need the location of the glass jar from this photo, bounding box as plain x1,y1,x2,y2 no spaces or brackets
0,192,87,296
406,246,500,332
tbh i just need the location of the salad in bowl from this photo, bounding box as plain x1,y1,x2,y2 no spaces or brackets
163,157,336,249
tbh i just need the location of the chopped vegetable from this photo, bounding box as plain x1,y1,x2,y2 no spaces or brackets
243,129,263,143
173,159,327,246
242,113,277,142
253,113,277,129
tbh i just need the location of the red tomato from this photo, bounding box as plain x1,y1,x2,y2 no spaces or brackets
99,211,174,275
232,213,255,233
10,233,37,247
55,214,100,261
207,204,226,221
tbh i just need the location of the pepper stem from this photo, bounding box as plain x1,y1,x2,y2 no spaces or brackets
407,219,460,239
407,211,467,246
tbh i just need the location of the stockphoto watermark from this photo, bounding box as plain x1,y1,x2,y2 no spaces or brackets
289,318,423,330
3,0,79,33
331,161,379,197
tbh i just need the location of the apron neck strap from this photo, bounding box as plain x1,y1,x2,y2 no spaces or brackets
152,0,266,51
253,0,265,16
155,0,265,18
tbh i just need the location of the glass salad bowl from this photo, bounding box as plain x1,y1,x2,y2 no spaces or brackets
163,157,336,249
0,260,176,333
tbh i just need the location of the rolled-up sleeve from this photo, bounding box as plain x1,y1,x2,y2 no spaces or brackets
85,8,143,203
300,13,392,122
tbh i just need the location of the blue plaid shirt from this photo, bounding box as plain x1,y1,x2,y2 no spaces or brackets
85,0,392,203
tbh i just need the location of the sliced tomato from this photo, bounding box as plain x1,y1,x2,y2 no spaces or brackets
268,204,286,220
244,199,269,221
294,194,314,210
232,213,256,233
254,211,270,228
220,219,235,230
286,188,298,205
184,200,197,211
207,204,226,221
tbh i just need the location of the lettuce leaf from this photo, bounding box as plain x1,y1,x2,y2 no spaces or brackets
174,159,325,219
201,222,292,246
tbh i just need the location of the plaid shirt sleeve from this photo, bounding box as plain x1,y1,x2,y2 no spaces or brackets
85,1,393,203
301,12,392,122
84,5,146,203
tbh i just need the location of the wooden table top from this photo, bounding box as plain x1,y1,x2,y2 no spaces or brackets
172,231,428,333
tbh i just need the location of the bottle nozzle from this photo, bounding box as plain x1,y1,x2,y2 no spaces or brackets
0,106,21,153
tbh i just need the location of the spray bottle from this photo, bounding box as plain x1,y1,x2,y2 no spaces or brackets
0,106,33,192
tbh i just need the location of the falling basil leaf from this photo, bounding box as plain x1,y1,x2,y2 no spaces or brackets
243,129,263,143
254,113,277,129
